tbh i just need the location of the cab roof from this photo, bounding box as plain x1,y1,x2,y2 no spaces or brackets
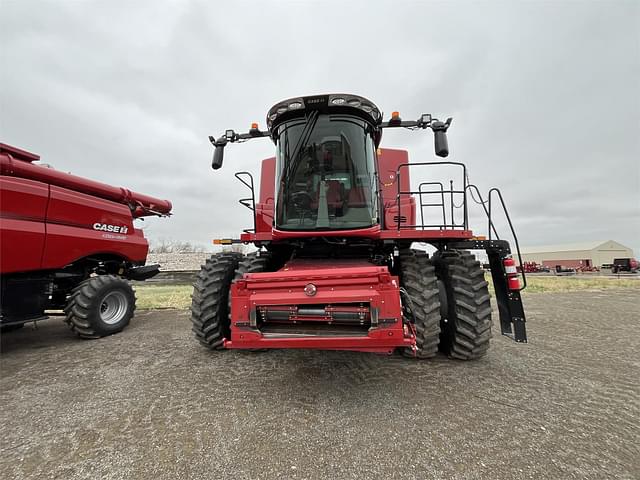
266,94,382,131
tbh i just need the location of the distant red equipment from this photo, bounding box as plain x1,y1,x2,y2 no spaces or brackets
1,143,171,337
518,261,550,273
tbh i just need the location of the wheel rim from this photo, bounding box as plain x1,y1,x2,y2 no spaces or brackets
99,291,129,325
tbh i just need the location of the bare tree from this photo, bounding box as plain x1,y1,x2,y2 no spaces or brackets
149,238,207,253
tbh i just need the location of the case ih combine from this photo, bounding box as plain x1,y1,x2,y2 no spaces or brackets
191,94,527,359
0,143,171,337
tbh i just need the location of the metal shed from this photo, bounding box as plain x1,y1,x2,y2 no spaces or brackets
520,240,634,269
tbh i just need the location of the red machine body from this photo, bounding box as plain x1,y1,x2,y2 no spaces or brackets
228,258,411,353
1,142,171,335
244,148,468,244
194,93,528,358
0,143,171,275
226,148,472,353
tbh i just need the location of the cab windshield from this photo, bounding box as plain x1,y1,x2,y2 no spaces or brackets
275,115,378,231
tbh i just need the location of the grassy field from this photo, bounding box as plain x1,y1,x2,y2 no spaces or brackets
135,284,194,310
134,276,639,310
506,276,639,294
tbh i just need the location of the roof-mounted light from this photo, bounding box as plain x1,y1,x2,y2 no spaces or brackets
266,94,382,129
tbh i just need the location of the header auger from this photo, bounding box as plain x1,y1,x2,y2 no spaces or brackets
192,93,527,359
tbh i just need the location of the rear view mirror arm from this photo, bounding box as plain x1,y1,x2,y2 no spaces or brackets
208,129,271,170
380,115,453,158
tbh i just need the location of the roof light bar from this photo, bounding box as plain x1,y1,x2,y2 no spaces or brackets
266,94,382,129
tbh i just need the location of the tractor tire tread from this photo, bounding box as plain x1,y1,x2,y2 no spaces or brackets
64,275,136,339
399,249,441,359
435,251,492,360
190,253,241,350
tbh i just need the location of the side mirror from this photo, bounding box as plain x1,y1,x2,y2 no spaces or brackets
212,145,225,170
434,130,449,157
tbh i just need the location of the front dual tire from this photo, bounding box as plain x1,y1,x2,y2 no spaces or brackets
400,250,493,360
191,250,492,360
190,252,271,350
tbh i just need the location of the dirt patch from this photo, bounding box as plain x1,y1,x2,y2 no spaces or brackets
1,290,638,479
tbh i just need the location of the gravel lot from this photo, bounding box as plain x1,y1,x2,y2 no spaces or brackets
1,290,638,479
147,252,218,271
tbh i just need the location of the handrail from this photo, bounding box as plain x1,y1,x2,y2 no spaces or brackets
418,182,446,230
234,171,257,234
395,161,467,231
488,188,527,291
464,184,500,240
388,165,526,290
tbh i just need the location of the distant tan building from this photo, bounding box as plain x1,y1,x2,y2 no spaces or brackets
520,240,634,269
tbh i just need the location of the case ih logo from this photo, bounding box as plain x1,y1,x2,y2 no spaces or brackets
93,223,128,234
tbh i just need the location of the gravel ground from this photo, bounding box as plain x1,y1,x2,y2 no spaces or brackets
1,290,639,479
147,252,218,271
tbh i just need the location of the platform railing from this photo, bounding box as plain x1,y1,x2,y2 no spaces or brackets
418,182,447,230
395,162,468,231
393,161,526,291
234,171,257,234
462,184,527,291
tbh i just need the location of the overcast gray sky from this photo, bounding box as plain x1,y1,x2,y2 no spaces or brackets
2,0,638,255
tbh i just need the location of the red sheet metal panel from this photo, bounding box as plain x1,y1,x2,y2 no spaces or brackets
0,146,171,216
0,177,48,273
41,185,148,269
227,259,412,353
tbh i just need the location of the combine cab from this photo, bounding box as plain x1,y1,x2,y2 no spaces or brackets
191,94,527,359
0,143,172,338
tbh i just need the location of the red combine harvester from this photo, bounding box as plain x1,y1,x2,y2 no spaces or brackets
0,143,171,337
191,94,527,359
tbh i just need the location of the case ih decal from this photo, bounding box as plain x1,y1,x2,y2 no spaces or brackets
93,223,129,234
